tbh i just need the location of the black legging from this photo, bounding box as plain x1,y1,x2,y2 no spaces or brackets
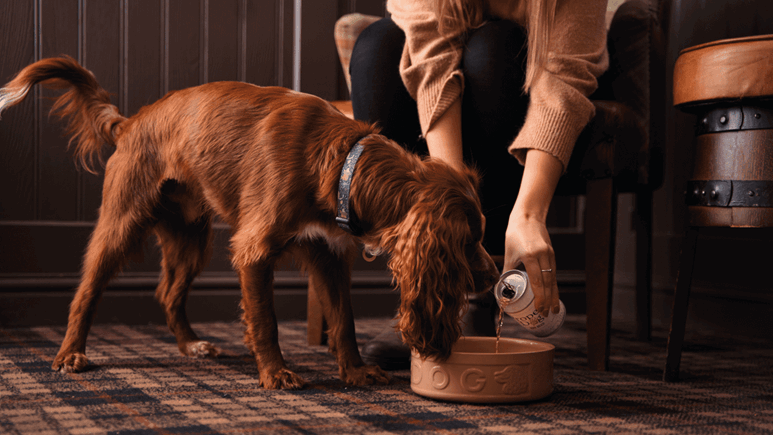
350,17,529,255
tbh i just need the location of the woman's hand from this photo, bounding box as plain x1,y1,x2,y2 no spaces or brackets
505,214,559,317
504,149,563,317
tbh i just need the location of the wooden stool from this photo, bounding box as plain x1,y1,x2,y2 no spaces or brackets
665,35,773,382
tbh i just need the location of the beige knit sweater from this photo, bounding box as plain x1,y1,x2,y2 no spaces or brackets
387,0,609,170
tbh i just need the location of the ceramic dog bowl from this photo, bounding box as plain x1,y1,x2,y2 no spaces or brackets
410,336,554,403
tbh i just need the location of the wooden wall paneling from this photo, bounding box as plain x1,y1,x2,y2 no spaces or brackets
0,0,36,221
337,0,351,15
244,0,279,87
81,0,122,221
355,0,386,17
300,0,340,100
126,0,163,116
0,222,91,275
206,0,240,83
335,0,385,21
38,0,80,221
168,0,202,92
280,0,294,88
337,0,350,16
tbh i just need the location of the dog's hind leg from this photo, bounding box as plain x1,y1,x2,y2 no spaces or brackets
237,255,307,390
294,240,390,386
52,159,157,372
153,206,220,359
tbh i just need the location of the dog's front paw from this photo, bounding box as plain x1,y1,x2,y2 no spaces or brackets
260,368,307,390
52,352,89,373
184,341,221,358
341,364,390,386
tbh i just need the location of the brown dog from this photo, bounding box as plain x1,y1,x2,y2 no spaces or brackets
0,57,499,389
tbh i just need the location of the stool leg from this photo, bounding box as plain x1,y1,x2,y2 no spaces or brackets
585,178,618,371
307,280,328,346
664,227,699,382
634,191,653,341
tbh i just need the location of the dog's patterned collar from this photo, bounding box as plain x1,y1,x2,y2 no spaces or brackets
336,139,366,236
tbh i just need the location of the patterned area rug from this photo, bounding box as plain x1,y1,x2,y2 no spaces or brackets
1,314,772,434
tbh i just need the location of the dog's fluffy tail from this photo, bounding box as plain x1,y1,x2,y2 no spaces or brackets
0,56,126,174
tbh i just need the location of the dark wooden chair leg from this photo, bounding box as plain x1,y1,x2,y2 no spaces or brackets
584,178,618,371
634,190,653,341
307,280,327,346
664,226,699,382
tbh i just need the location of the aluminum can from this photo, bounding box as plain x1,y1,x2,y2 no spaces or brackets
493,269,566,337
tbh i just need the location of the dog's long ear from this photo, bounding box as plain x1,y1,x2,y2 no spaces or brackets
385,201,474,362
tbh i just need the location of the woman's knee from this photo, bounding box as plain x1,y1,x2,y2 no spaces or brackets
350,17,407,111
462,20,528,84
350,18,421,150
350,18,405,75
461,19,529,143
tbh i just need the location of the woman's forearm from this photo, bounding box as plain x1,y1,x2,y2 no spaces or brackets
506,148,563,315
424,98,464,170
512,149,563,222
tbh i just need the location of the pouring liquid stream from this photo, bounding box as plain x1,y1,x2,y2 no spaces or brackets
495,308,505,353
494,281,518,353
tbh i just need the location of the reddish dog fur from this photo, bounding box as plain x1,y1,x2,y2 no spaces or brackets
0,57,499,389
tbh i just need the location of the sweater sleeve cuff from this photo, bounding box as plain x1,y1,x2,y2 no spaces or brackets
508,102,590,171
417,71,464,136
